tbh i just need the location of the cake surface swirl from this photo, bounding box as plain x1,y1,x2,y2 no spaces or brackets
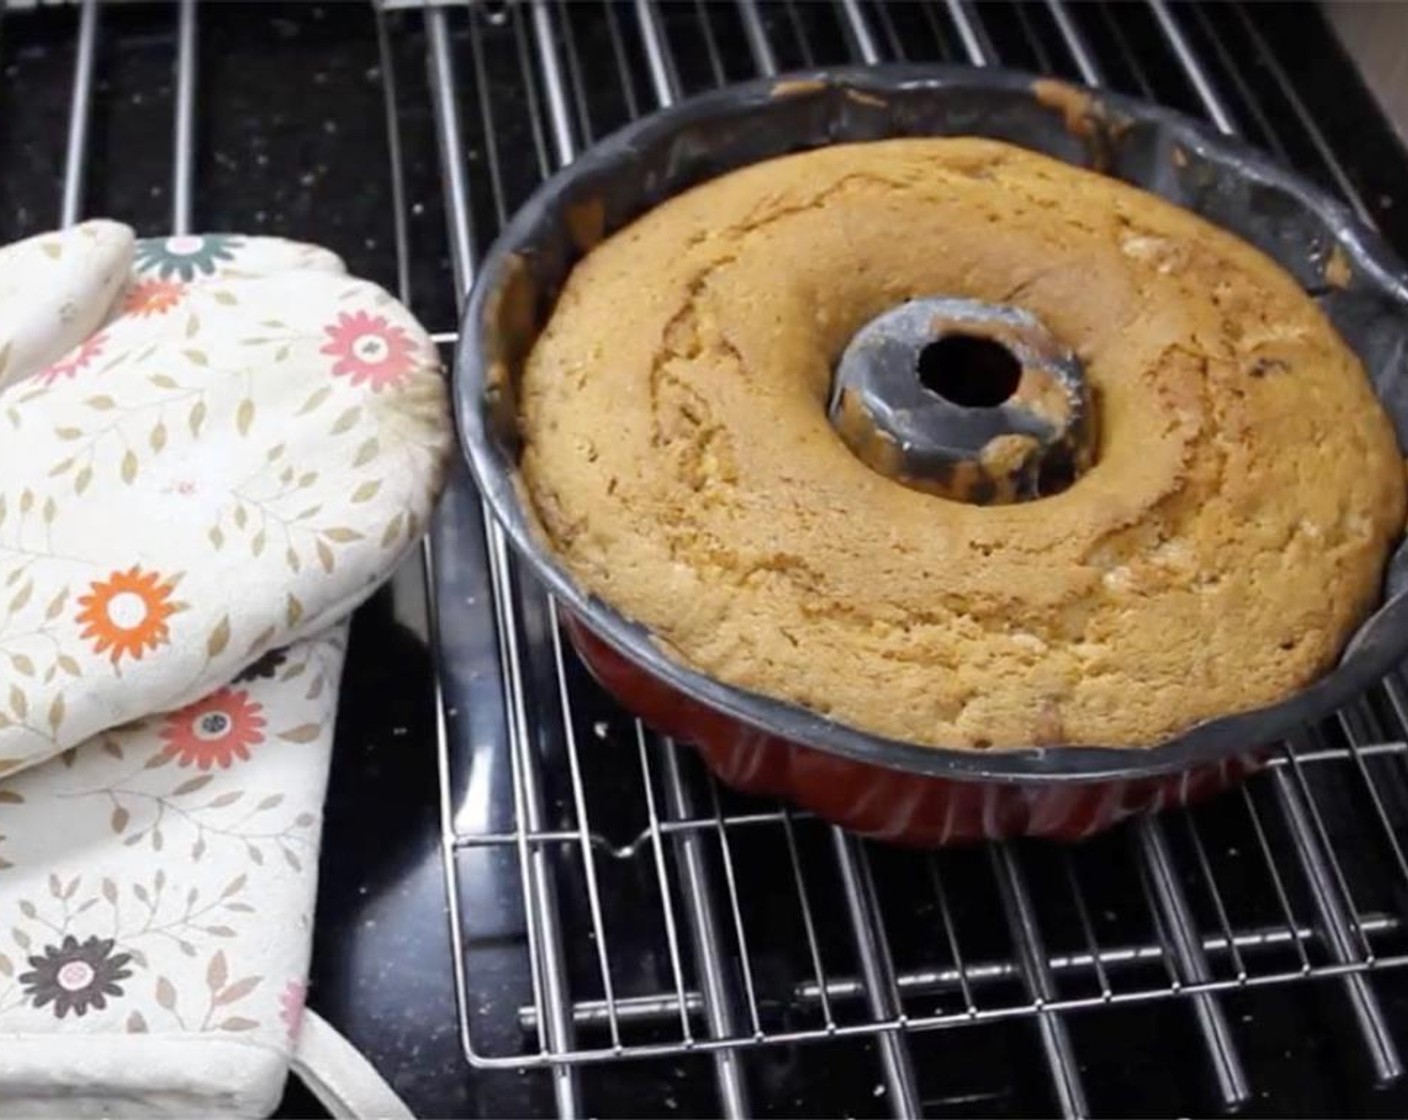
518,138,1406,748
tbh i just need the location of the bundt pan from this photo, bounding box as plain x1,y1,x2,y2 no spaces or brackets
455,66,1408,845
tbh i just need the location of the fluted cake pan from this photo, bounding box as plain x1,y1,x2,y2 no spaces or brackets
454,66,1408,845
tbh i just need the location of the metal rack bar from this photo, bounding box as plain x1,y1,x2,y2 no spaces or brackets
813,7,930,1108
451,810,806,856
1046,0,1103,85
659,744,753,1120
634,0,674,110
1284,736,1388,953
1273,765,1402,1084
736,0,776,78
1147,0,1236,133
1271,740,1408,766
1337,710,1408,896
780,808,837,1028
781,0,815,68
527,0,625,1056
831,830,923,1118
548,624,624,1047
1140,0,1405,1083
1061,853,1114,1001
943,0,990,71
1135,817,1251,1108
838,0,878,64
503,0,585,1100
423,8,581,1109
1228,2,1373,226
1182,3,1280,150
1010,1,1055,75
1034,3,1403,1096
926,854,980,1014
368,6,495,1104
1094,0,1155,97
918,0,956,62
554,0,595,146
1180,814,1248,982
1127,811,1248,1100
692,0,728,86
705,777,766,1039
59,0,98,228
520,909,1404,1030
992,844,1090,1119
918,6,1126,1110
531,0,574,166
1386,673,1408,730
634,724,697,1046
1020,47,1269,1092
370,2,485,1105
1236,785,1314,973
500,952,1408,1060
869,0,907,63
170,0,196,235
626,7,763,1111
431,736,1408,855
754,5,917,1111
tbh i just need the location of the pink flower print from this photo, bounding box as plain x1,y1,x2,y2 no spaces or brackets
280,979,306,1042
39,331,107,386
319,309,417,392
158,688,266,770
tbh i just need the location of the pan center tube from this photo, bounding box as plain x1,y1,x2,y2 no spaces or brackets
828,297,1096,504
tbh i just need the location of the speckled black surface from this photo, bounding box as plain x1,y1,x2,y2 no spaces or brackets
7,3,1408,1119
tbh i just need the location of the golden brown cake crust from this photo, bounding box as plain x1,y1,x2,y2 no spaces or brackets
518,138,1407,749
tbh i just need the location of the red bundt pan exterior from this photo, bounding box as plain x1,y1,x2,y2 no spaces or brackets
564,615,1263,845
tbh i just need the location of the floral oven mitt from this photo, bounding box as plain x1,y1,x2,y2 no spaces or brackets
0,222,450,781
0,224,451,1117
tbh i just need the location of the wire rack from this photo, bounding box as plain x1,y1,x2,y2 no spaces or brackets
409,3,1408,1117
9,1,1408,1117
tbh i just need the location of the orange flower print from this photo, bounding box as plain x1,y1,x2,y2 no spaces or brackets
159,687,266,770
75,566,180,665
38,332,107,386
122,278,184,317
319,309,417,392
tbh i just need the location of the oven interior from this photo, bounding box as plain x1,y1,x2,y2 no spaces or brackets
5,2,1408,1118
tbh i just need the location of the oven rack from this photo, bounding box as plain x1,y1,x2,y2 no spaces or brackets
407,4,1408,1117
9,1,1408,1117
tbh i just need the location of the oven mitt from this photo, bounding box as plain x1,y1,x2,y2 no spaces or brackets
0,625,407,1119
0,224,445,1117
0,226,451,781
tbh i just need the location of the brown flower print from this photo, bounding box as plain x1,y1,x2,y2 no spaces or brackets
122,278,184,317
38,331,107,386
234,647,288,684
75,566,181,666
159,687,266,769
319,310,417,392
20,935,133,1019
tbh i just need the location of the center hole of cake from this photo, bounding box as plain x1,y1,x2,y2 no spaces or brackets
917,335,1021,408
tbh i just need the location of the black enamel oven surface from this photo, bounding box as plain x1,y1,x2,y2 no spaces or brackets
8,3,1408,1118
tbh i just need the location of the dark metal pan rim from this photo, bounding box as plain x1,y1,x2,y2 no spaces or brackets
454,63,1408,785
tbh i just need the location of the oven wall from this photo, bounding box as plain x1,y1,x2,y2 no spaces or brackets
1327,0,1408,143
